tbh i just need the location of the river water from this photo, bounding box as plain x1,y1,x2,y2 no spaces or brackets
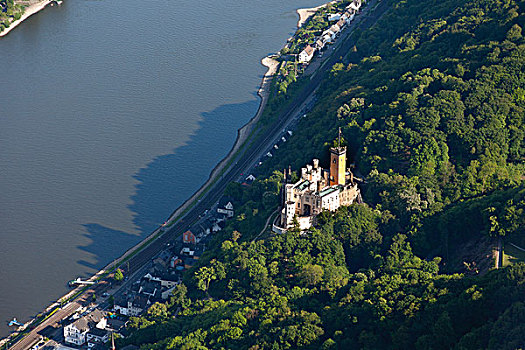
0,0,325,338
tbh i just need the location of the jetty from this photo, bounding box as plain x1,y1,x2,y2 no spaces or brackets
68,277,96,287
8,318,23,327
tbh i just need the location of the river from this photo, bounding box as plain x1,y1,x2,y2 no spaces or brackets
0,0,325,338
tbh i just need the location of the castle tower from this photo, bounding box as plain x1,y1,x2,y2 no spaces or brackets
330,128,346,186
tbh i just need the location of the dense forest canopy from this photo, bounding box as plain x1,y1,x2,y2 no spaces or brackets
118,0,525,348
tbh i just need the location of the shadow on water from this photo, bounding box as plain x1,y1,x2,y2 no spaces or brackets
78,224,139,271
78,97,260,270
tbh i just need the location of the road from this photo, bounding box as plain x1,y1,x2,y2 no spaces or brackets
7,1,391,348
8,290,95,350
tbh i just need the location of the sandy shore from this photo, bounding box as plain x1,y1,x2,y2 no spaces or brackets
0,0,52,37
297,1,336,28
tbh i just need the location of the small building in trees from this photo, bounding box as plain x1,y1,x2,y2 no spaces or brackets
217,197,235,218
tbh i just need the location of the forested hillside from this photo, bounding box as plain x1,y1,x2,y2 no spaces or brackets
118,0,525,348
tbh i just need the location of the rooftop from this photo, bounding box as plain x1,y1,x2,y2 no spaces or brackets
319,186,339,197
295,180,310,191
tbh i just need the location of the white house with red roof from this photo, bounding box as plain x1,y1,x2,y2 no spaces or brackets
298,45,315,63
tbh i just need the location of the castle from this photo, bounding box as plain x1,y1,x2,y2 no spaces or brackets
274,132,361,233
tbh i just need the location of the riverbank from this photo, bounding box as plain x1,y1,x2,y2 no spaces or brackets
296,1,335,28
0,0,51,37
162,55,279,225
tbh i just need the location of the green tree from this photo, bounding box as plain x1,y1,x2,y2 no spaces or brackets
299,264,324,286
147,302,168,321
113,268,124,283
195,266,216,294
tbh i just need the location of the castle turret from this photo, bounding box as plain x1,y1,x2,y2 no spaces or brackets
330,128,346,186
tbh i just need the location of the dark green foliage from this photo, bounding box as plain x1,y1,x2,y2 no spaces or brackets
117,0,525,348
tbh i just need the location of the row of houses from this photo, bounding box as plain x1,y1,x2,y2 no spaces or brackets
181,196,235,246
112,274,180,317
298,0,363,63
112,197,237,318
113,249,185,317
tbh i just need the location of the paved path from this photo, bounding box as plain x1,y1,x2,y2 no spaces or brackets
252,209,280,243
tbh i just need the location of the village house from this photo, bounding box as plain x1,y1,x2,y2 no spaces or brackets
143,272,180,288
170,255,183,268
182,230,196,245
138,280,160,299
161,285,177,300
344,10,355,24
274,132,361,233
327,13,341,21
86,327,109,347
211,220,223,233
217,197,235,218
199,219,214,235
347,0,362,12
329,23,341,35
322,29,336,41
336,18,346,30
315,38,325,50
63,310,107,346
322,33,333,44
298,44,315,63
114,294,150,317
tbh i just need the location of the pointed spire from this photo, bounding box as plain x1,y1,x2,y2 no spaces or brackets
111,331,116,350
338,127,342,148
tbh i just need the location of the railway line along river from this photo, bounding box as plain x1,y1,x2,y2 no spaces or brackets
0,0,326,338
